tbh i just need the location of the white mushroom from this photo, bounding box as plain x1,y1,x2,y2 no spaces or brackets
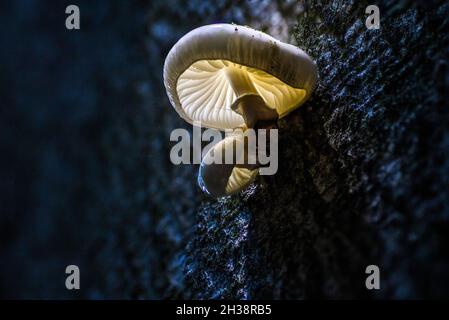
163,23,318,197
198,132,259,197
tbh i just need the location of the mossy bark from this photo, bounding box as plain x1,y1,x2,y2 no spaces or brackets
185,0,449,299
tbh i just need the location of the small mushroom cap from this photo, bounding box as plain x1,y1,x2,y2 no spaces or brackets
198,133,259,197
164,23,318,130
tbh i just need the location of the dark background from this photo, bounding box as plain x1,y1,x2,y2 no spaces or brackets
1,0,449,299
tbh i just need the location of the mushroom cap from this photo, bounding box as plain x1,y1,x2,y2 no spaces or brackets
164,23,318,130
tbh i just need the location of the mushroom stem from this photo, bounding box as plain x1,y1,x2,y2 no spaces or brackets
225,65,279,128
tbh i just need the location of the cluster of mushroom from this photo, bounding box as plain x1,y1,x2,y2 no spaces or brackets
164,24,317,197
